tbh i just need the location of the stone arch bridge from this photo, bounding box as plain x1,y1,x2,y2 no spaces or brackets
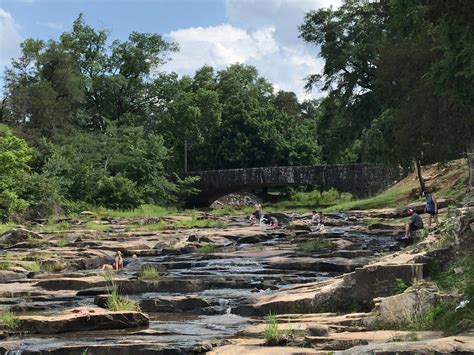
183,164,404,207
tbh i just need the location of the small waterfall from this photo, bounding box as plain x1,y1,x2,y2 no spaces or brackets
218,298,230,313
5,350,23,355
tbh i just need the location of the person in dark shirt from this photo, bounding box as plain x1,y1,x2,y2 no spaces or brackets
403,208,424,245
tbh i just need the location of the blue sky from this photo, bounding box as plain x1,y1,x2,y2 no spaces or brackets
0,0,341,100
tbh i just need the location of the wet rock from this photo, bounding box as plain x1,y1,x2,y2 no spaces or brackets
0,228,42,246
36,276,149,293
18,307,149,334
287,220,312,232
367,223,403,231
154,278,210,293
140,296,212,313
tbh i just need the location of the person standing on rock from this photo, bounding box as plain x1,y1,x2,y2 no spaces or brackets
424,190,439,228
403,209,424,244
254,202,262,221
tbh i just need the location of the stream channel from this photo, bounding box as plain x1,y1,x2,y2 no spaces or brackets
0,214,404,354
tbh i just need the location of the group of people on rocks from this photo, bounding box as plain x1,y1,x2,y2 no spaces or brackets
247,186,440,247
403,188,439,245
249,203,279,227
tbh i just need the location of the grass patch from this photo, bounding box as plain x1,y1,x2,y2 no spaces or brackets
196,244,217,254
139,266,162,280
24,261,41,272
144,222,168,231
175,218,225,229
0,261,12,270
299,240,336,252
106,286,141,312
93,204,178,219
211,206,254,216
0,223,16,234
41,221,71,233
0,311,20,331
84,221,111,231
269,188,353,211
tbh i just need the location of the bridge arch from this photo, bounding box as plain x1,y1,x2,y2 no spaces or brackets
182,164,404,208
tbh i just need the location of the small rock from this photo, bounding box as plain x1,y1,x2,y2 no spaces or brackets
307,325,330,336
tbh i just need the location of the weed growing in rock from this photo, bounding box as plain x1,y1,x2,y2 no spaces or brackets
263,312,282,344
392,278,409,294
24,261,41,272
433,205,457,248
85,221,111,231
196,244,217,254
299,240,336,252
106,286,141,312
389,332,418,342
0,311,20,331
139,266,162,280
0,261,12,270
57,238,69,247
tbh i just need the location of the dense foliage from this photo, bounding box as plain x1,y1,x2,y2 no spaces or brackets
300,0,473,165
0,1,471,220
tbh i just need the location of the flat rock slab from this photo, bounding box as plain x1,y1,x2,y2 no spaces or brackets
18,307,149,334
339,331,474,354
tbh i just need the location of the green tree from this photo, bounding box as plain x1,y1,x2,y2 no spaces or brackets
0,124,32,221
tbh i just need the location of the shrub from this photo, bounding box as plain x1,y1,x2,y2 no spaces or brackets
196,244,217,254
392,278,409,294
0,311,20,331
299,240,336,252
96,174,143,210
139,266,162,280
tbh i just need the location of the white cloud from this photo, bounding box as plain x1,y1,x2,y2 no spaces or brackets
163,1,341,101
165,24,277,67
0,8,23,66
36,21,63,30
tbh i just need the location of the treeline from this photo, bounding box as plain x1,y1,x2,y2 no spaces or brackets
1,1,472,221
300,0,473,164
0,15,320,220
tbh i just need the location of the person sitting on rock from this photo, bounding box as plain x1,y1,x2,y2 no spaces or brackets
101,251,124,271
403,209,424,245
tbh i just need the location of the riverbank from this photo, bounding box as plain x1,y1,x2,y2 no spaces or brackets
0,159,472,354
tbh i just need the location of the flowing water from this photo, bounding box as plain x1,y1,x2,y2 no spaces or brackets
0,219,403,354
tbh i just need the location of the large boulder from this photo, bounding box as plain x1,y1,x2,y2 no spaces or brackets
0,228,42,246
18,307,148,334
372,282,452,326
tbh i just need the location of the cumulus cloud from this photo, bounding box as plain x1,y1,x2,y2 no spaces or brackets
0,8,22,66
163,0,340,100
36,21,63,30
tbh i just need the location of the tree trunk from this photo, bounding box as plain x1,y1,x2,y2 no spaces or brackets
468,142,473,192
184,138,188,173
414,160,426,197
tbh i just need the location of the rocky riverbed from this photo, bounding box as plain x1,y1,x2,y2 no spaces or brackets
0,203,472,354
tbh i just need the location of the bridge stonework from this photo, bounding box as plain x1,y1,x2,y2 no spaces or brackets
184,164,404,207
